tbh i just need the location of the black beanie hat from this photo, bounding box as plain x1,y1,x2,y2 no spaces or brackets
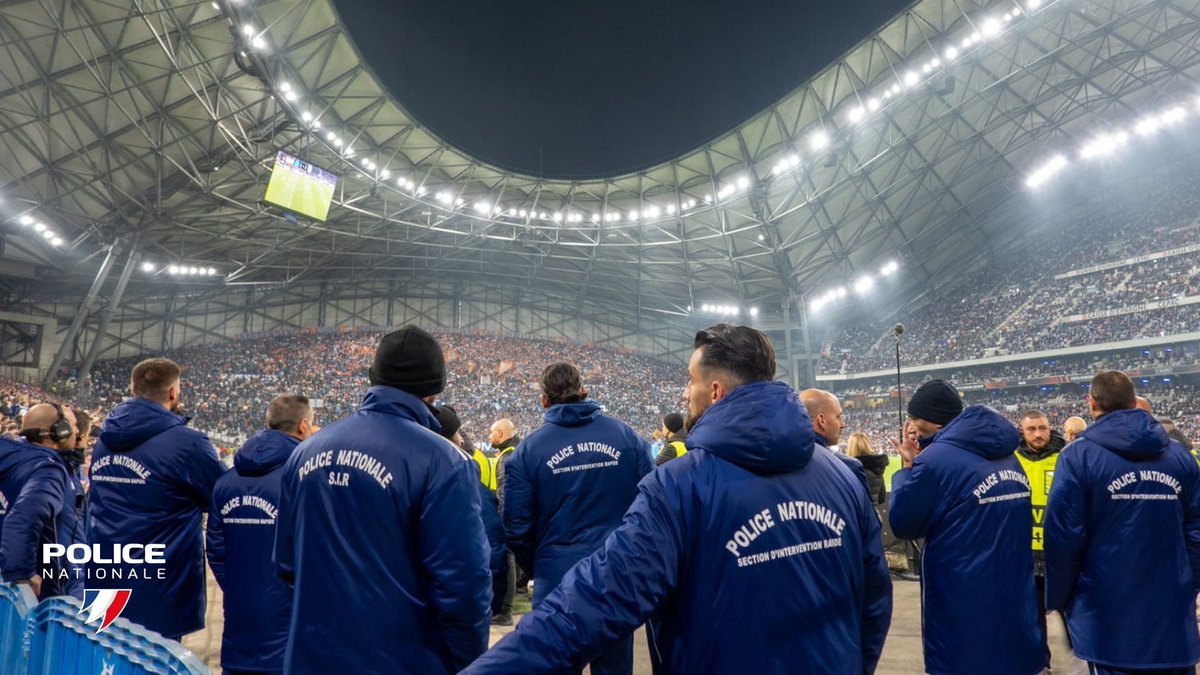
368,326,446,398
663,412,684,434
434,404,462,440
907,379,963,427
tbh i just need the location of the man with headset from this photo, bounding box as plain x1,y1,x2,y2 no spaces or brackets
1,403,86,599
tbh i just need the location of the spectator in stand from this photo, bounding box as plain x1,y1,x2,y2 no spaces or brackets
889,380,1043,674
1160,418,1195,452
207,394,316,675
654,412,688,466
87,358,227,641
1,404,85,599
1045,371,1200,674
274,326,491,674
499,362,653,675
1063,416,1088,443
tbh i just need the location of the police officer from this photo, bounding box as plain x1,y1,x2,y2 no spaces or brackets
463,324,891,674
88,358,227,640
274,327,490,675
1045,371,1200,674
207,394,316,675
2,403,84,599
1014,409,1067,664
889,380,1043,675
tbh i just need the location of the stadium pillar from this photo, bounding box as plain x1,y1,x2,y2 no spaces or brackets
782,297,797,389
78,246,139,391
42,241,122,388
798,295,816,389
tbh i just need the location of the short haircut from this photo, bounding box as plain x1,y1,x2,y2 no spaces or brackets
1090,370,1136,415
130,358,181,402
541,363,585,406
694,324,776,385
1020,410,1048,423
73,409,91,435
267,394,312,433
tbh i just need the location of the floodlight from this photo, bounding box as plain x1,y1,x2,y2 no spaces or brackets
518,209,527,217
930,58,941,67
51,237,63,246
553,212,563,221
848,106,866,123
922,64,932,74
168,265,179,275
211,2,219,9
867,98,881,111
33,222,46,232
890,84,901,96
242,24,254,37
19,215,32,226
1025,154,1068,189
836,287,848,299
141,262,156,272
904,71,919,87
810,131,830,151
961,37,972,48
1026,0,1041,9
1079,132,1128,160
1161,106,1186,125
853,276,875,294
301,111,312,122
749,307,759,317
208,267,217,275
981,18,1001,37
666,204,676,215
736,175,751,190
279,82,291,93
285,91,297,102
251,36,266,50
41,229,54,240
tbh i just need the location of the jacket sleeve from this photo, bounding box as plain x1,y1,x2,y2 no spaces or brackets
858,489,893,673
419,457,492,670
502,450,537,574
887,457,944,541
1043,448,1086,611
495,450,512,513
1,464,67,583
182,434,228,512
273,460,297,585
654,444,677,466
1181,451,1200,592
205,488,227,590
462,472,684,674
636,436,654,478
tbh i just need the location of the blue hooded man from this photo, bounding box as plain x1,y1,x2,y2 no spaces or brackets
207,393,316,675
87,357,227,640
462,323,891,674
274,326,491,675
1045,371,1200,675
500,360,653,675
889,379,1043,675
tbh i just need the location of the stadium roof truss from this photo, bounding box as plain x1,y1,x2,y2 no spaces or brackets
3,0,1200,343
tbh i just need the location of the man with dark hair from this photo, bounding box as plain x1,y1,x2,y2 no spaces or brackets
207,394,315,675
0,403,85,599
1159,418,1194,453
654,412,687,466
1045,371,1200,674
88,357,226,640
1014,409,1068,664
275,327,491,675
464,324,891,674
889,379,1043,675
498,361,653,675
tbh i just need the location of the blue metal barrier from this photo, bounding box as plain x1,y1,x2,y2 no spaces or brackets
25,597,209,675
0,583,36,675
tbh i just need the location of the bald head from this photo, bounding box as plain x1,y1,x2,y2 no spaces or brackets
489,418,515,447
1135,396,1153,414
21,403,77,450
1063,416,1087,443
800,388,844,447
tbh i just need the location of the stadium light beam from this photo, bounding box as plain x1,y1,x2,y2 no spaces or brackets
1025,155,1069,189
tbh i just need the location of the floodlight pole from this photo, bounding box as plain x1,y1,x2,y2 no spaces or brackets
42,241,122,389
79,245,140,393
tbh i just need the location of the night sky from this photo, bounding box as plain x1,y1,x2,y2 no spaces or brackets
334,0,914,178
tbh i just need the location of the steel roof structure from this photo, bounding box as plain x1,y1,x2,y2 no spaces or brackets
2,0,1200,381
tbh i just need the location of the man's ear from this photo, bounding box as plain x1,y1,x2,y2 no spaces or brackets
541,394,551,410
710,379,726,404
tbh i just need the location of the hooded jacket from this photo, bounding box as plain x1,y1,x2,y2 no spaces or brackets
501,400,652,603
463,381,892,675
857,454,890,505
1044,408,1200,669
0,437,84,599
206,429,299,673
889,405,1043,675
274,386,491,675
87,398,226,638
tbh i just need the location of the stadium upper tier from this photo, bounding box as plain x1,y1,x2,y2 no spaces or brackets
817,175,1200,376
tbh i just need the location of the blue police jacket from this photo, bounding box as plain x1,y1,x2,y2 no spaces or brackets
463,381,892,674
0,437,84,599
207,429,299,673
274,386,491,675
1045,408,1200,669
889,405,1044,675
501,400,652,603
87,398,226,638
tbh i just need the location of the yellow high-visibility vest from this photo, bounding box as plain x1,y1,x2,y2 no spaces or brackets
486,445,516,492
1015,451,1060,552
668,441,687,459
472,449,493,490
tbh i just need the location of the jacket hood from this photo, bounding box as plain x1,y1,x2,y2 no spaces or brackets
857,454,890,475
360,385,441,433
1082,408,1169,461
234,429,300,477
544,401,602,427
0,438,61,478
686,381,815,476
929,406,1020,460
98,398,188,453
1017,429,1066,462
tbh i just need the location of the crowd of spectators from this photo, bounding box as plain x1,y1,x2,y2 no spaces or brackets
820,176,1200,374
77,330,686,448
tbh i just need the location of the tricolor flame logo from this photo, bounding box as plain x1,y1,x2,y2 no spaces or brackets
79,589,131,633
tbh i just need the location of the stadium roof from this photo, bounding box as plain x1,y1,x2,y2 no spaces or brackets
2,0,1200,323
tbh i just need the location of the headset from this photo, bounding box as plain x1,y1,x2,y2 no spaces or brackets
20,403,74,446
